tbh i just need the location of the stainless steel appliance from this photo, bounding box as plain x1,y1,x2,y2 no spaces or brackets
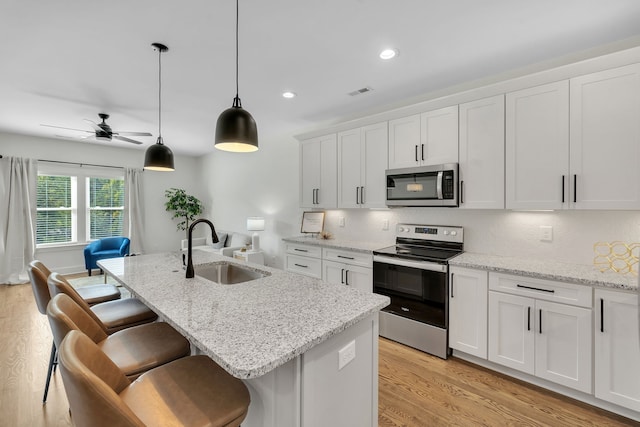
373,223,463,359
385,163,458,207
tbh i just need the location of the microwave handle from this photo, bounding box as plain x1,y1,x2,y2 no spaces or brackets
436,171,443,199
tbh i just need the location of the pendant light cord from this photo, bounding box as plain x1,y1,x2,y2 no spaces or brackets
158,47,163,140
233,0,242,108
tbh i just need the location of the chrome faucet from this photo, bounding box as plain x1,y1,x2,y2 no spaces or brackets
186,218,219,278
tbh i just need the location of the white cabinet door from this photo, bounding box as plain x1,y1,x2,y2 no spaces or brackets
595,289,640,411
535,300,592,393
459,95,505,209
361,122,388,208
300,134,337,209
570,63,640,209
506,81,569,210
323,260,372,293
420,105,459,166
488,291,535,375
388,114,421,169
337,129,362,208
449,267,488,359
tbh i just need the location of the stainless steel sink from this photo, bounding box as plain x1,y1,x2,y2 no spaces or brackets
195,262,269,284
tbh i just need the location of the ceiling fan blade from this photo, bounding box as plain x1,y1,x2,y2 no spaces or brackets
113,131,153,137
41,124,92,133
83,119,102,132
114,135,143,145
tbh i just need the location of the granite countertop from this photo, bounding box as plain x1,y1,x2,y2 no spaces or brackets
98,251,389,379
282,235,392,254
450,252,638,292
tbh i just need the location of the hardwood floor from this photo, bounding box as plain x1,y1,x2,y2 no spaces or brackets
1,282,636,426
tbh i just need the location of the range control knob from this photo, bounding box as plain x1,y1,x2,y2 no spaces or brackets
450,231,457,236
443,230,449,235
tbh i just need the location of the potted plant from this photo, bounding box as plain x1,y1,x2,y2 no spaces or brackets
164,188,203,238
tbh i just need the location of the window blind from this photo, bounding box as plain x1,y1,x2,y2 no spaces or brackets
36,175,73,244
88,177,124,239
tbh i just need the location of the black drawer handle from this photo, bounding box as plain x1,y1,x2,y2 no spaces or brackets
516,284,555,293
294,248,308,252
337,255,354,260
294,263,308,268
527,306,531,331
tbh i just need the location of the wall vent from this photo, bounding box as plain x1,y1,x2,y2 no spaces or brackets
348,87,373,96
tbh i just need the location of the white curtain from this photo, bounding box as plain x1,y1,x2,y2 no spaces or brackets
0,156,37,284
124,167,145,255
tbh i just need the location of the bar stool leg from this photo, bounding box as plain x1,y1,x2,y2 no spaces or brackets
43,341,56,403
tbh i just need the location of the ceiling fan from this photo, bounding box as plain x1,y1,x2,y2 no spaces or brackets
41,113,152,145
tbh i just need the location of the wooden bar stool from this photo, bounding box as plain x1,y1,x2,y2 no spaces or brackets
58,330,251,427
48,272,157,335
27,261,121,403
47,293,190,380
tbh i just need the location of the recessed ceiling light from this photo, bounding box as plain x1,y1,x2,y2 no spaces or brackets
379,48,398,60
282,91,296,99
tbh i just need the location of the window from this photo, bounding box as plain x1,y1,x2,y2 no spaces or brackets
36,175,77,244
87,177,124,239
36,165,125,246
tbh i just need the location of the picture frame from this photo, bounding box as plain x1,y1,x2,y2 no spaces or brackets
301,211,325,234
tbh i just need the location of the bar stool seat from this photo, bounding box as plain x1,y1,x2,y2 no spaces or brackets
48,272,157,334
48,293,191,379
76,284,121,306
59,330,250,427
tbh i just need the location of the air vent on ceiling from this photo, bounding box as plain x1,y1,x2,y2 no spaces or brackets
348,87,373,96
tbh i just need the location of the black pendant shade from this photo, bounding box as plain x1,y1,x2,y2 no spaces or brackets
144,42,175,171
215,97,258,152
214,0,258,153
144,136,175,171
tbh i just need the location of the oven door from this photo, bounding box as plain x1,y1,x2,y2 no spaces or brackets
372,255,448,328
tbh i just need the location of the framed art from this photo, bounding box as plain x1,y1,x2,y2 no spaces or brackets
301,211,325,234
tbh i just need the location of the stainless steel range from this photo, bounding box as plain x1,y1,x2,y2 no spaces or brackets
373,224,463,359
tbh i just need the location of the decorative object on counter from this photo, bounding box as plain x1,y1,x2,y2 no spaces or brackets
318,230,333,240
246,216,265,251
164,188,203,238
593,241,639,276
144,43,175,171
215,0,258,153
301,211,324,234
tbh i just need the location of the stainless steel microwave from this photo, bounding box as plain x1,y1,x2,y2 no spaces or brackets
385,163,458,207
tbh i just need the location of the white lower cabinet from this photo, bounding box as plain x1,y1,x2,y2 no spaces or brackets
285,243,322,279
322,248,373,293
594,288,640,412
488,273,592,394
449,267,488,359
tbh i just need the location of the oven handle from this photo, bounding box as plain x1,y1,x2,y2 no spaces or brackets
373,255,447,273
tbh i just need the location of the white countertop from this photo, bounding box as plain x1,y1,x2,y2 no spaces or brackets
450,252,638,292
282,235,392,253
98,251,389,379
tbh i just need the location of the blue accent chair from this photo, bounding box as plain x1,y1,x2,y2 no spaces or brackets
84,237,130,276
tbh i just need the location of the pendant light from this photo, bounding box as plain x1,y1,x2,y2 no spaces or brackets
144,43,175,171
215,0,258,152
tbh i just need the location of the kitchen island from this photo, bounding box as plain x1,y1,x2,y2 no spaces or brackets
98,250,389,427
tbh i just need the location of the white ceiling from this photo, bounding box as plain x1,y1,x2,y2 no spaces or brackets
2,0,640,156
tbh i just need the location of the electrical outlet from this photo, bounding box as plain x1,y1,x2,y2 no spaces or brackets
338,340,356,370
339,217,345,227
382,219,389,231
539,225,553,242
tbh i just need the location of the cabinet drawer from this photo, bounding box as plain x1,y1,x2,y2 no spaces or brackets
286,254,322,279
322,248,372,268
285,243,322,258
489,272,592,308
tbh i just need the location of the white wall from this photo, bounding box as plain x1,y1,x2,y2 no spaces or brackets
0,132,205,273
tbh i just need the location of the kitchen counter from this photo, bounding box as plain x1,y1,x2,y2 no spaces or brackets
450,252,638,292
282,235,391,253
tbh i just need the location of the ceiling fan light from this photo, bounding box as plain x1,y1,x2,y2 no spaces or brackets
144,137,175,171
215,104,258,152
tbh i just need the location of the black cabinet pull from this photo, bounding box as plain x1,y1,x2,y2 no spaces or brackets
573,174,577,203
345,270,350,286
337,255,354,260
460,181,464,204
356,186,360,204
450,273,454,298
341,268,345,284
421,144,425,161
294,248,308,253
561,175,565,203
415,145,418,162
294,263,308,268
360,186,365,204
600,298,604,333
527,306,531,331
516,284,555,293
539,309,542,334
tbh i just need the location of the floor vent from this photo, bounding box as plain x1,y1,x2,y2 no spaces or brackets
348,87,373,96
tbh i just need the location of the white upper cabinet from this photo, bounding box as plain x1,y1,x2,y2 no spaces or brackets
300,134,337,209
459,95,505,209
570,63,640,209
505,81,569,210
337,122,388,209
388,106,458,169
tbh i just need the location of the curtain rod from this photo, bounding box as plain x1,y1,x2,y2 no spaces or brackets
1,154,126,170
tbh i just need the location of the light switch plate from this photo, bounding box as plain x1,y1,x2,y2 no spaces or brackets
539,225,553,242
382,219,389,231
338,340,356,370
339,217,345,227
